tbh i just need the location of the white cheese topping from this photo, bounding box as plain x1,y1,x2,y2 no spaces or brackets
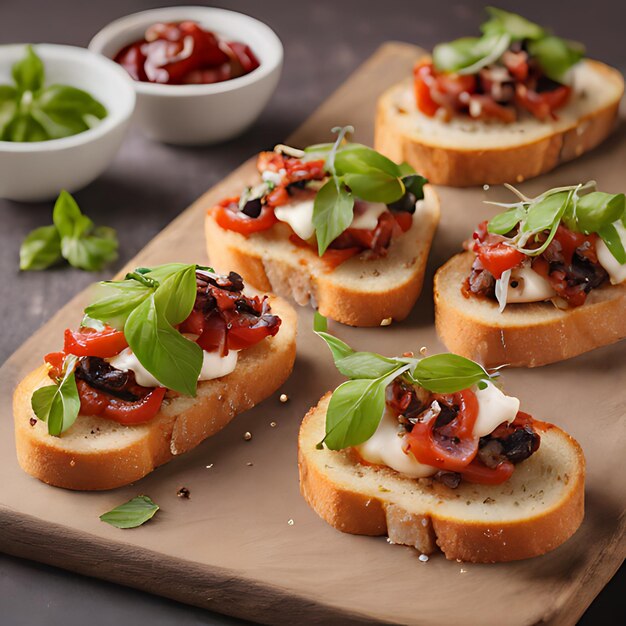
261,170,284,186
108,347,238,388
495,264,555,309
355,381,520,478
596,220,626,285
350,203,388,230
274,197,315,240
355,407,437,478
472,381,519,438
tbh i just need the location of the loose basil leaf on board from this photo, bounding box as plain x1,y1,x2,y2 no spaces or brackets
410,354,493,394
61,226,118,272
124,266,202,396
322,366,408,451
52,190,86,238
12,44,45,93
573,192,625,234
312,179,355,256
342,170,405,204
19,225,62,270
488,206,525,235
100,495,159,529
527,36,585,82
31,356,80,436
598,223,626,264
481,7,544,41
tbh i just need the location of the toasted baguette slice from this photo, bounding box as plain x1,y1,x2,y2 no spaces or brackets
298,393,585,563
13,296,297,491
205,186,440,327
375,59,624,187
434,252,626,367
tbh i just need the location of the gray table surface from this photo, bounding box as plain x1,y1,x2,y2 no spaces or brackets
1,0,624,623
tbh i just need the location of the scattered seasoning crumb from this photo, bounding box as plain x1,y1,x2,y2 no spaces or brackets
206,464,213,469
378,486,390,493
483,497,495,504
29,418,37,427
402,351,414,358
386,537,395,544
246,462,253,467
372,269,380,277
456,559,462,563
418,554,429,562
217,394,224,401
460,568,467,574
380,317,392,326
177,487,191,499
419,346,428,355
287,519,294,526
279,393,289,403
69,459,76,467
243,431,252,441
483,184,490,191
270,421,277,428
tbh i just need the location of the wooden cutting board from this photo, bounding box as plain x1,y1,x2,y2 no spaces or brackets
0,42,624,626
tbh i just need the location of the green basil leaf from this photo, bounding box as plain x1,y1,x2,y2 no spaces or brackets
488,206,525,235
397,162,417,177
19,225,62,270
598,223,626,264
0,85,18,138
100,495,159,529
153,265,197,326
144,263,193,283
433,34,510,74
316,330,354,363
522,191,569,234
528,36,585,82
61,233,118,271
334,351,400,379
313,311,328,332
31,356,80,436
86,281,153,330
124,272,202,396
4,113,48,142
80,314,106,331
481,7,544,40
312,179,354,255
343,170,405,204
12,45,44,93
574,192,625,234
52,190,86,238
334,145,401,178
411,354,492,394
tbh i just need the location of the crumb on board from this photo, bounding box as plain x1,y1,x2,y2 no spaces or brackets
279,393,289,403
243,431,252,441
177,487,191,499
287,519,294,526
270,421,277,428
419,346,428,355
418,554,429,563
206,464,213,469
380,317,392,326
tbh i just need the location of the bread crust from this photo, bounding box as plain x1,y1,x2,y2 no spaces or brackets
434,252,626,367
13,296,297,491
205,188,440,327
375,59,624,187
298,394,585,563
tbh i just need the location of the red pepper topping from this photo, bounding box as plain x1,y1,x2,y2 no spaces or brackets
64,327,128,358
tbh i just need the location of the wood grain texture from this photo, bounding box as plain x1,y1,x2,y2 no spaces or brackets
0,42,624,626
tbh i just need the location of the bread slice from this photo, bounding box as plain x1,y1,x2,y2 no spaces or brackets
434,252,626,367
298,393,585,563
375,59,624,187
13,296,297,491
205,186,440,327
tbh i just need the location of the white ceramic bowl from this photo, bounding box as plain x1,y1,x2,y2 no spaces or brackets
88,6,283,146
0,44,135,202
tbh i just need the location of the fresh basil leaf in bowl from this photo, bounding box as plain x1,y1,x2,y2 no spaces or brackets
0,45,107,143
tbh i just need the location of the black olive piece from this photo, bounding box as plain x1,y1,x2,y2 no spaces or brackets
387,191,417,214
501,426,540,464
241,198,263,218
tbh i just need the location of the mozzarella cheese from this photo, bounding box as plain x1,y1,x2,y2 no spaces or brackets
108,347,238,388
355,381,520,478
355,407,438,478
596,220,626,285
495,264,555,308
273,197,390,241
261,169,284,186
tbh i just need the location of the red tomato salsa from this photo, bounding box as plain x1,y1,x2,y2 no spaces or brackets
114,21,260,85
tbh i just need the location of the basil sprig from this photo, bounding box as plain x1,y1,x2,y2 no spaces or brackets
20,190,118,271
86,263,208,396
432,7,584,82
305,127,426,255
487,182,626,264
0,45,107,142
313,314,495,450
31,355,80,436
100,495,159,529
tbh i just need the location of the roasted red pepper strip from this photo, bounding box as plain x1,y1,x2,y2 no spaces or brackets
461,459,515,485
64,327,128,358
211,199,277,235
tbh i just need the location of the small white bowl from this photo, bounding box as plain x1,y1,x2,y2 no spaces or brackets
0,44,135,202
88,6,283,145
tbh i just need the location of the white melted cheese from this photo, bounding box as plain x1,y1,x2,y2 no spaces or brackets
261,169,284,186
108,347,238,388
355,407,438,478
596,220,626,285
355,381,519,478
274,197,389,240
495,264,555,308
